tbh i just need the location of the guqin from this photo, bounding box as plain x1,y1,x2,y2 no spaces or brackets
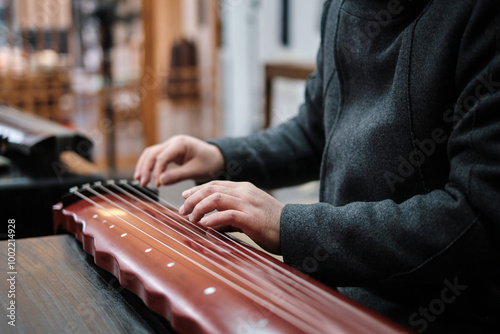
53,180,409,333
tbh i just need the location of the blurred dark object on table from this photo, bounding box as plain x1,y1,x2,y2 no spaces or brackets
0,106,102,239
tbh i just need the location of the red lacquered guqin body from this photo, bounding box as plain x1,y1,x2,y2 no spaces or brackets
53,180,410,333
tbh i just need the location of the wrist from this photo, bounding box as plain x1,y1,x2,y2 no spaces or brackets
205,142,230,181
208,143,225,173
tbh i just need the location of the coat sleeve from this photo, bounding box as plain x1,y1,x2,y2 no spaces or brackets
209,1,333,190
281,3,500,287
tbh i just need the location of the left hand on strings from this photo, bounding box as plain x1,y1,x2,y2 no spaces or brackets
179,181,284,254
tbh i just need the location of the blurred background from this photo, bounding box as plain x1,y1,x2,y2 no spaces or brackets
0,0,323,208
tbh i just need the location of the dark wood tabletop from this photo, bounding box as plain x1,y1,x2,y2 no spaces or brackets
0,234,175,334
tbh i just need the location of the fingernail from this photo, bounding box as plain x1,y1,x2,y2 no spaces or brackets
182,190,189,198
200,217,208,225
179,205,185,214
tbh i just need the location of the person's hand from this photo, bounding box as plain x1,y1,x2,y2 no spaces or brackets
134,135,224,187
179,181,284,254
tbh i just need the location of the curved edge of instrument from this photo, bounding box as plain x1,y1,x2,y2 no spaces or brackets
53,202,209,333
52,184,414,334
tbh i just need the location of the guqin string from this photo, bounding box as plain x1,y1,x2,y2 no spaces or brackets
70,181,323,333
95,182,343,327
109,180,341,309
57,180,408,333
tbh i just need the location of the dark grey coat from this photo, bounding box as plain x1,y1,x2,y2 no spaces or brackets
211,0,500,332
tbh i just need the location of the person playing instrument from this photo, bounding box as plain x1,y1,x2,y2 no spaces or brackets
135,1,500,332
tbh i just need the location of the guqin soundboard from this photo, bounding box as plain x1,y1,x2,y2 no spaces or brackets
53,180,410,333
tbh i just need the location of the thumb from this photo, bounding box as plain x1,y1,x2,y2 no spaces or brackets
152,142,188,187
159,160,204,185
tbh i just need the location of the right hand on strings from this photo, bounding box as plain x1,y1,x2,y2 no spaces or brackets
134,135,224,188
180,180,284,254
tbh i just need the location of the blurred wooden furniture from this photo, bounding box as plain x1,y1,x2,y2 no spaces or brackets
0,69,71,125
166,39,200,103
0,0,73,125
264,62,315,128
141,0,221,146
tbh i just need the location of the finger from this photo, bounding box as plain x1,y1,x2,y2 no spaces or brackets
136,147,161,187
206,225,243,233
134,147,152,180
180,184,240,215
199,210,248,230
159,159,198,186
152,143,185,187
188,192,242,222
182,181,241,199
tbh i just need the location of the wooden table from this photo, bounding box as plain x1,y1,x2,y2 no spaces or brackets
0,235,175,333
